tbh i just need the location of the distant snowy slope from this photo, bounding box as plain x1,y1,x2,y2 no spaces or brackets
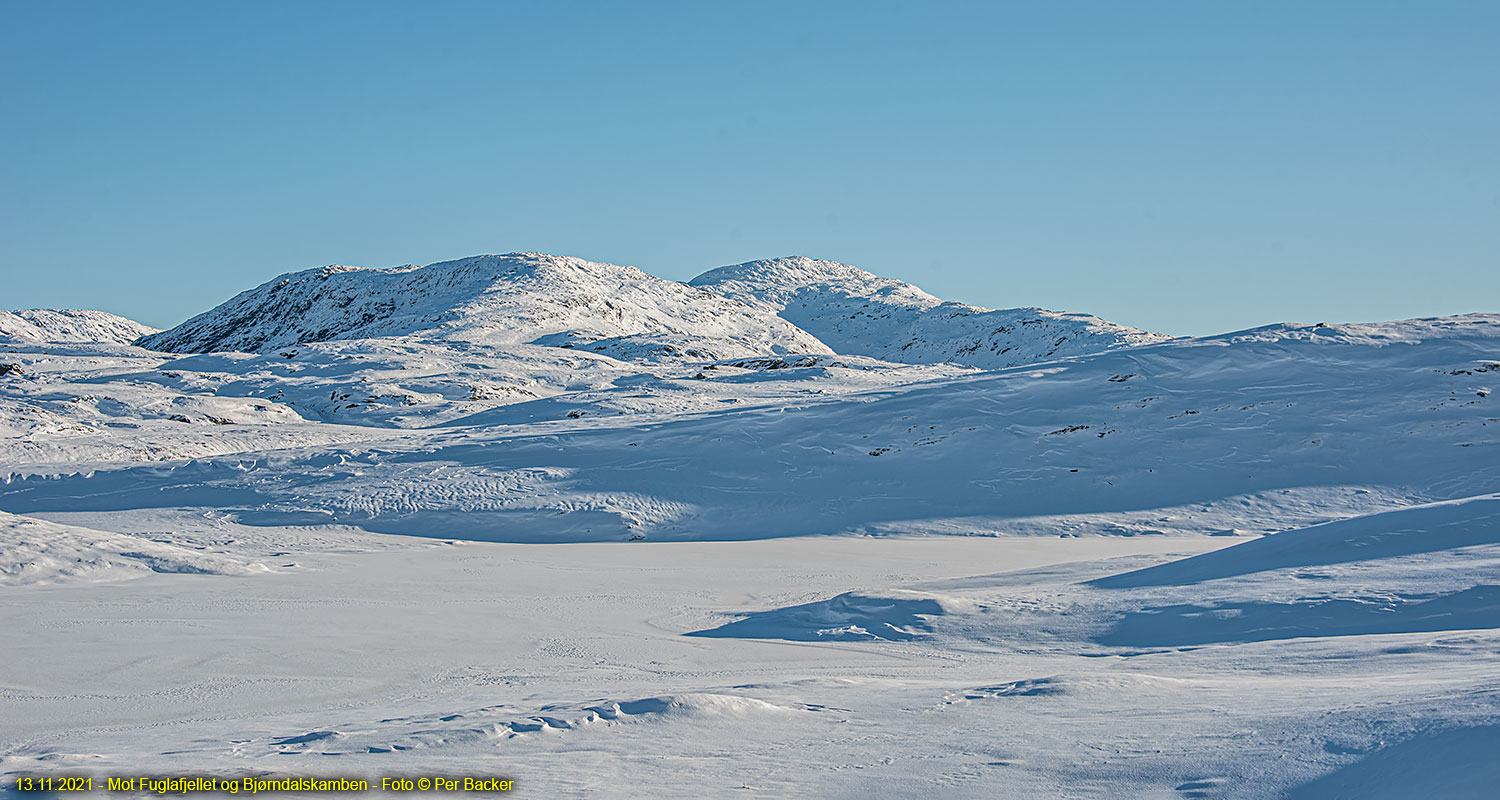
140,253,830,361
0,309,158,345
690,256,1168,369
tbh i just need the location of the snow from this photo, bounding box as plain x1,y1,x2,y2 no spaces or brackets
16,313,1493,544
0,309,158,346
139,253,830,362
687,590,960,641
2,255,1499,797
691,255,1170,368
0,511,267,585
1285,724,1500,799
1092,493,1500,589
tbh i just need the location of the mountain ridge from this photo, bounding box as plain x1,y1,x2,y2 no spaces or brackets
133,252,1170,373
690,255,1170,370
137,253,831,361
0,309,159,345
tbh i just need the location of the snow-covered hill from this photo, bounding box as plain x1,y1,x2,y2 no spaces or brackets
690,256,1169,369
4,262,1499,798
139,253,830,362
137,252,1168,374
0,309,158,345
12,314,1497,542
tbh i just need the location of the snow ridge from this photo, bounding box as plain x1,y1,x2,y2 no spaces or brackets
139,253,831,362
691,256,1169,369
1,309,159,345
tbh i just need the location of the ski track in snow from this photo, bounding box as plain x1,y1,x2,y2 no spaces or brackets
2,254,1498,798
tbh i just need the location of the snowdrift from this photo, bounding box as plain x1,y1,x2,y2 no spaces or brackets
0,510,268,585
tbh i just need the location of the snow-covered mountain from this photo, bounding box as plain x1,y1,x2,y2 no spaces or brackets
0,309,158,345
4,256,1499,798
690,256,1169,369
139,253,830,362
139,252,1166,374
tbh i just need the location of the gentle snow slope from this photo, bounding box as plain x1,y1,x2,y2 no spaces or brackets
11,315,1496,542
1093,492,1500,589
139,253,830,362
691,256,1168,368
0,510,267,585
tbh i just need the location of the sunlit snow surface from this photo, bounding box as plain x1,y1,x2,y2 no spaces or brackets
2,258,1498,797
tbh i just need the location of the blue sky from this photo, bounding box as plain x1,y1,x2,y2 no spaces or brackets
2,1,1496,336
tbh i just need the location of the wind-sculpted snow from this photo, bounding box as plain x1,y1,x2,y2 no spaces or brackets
139,253,830,361
688,591,953,641
691,256,1169,368
1285,724,1500,799
1098,583,1500,646
1092,494,1500,588
253,693,802,757
0,309,158,345
0,511,267,585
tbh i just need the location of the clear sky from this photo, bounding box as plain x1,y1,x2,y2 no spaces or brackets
2,1,1496,336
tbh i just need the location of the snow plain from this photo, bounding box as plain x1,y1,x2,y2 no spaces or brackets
2,254,1498,798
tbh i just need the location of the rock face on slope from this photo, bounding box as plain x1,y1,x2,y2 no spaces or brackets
690,256,1169,369
0,309,159,346
139,253,832,361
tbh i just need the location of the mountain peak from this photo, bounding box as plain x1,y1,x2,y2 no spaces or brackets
691,257,1168,369
138,253,830,361
692,256,943,311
